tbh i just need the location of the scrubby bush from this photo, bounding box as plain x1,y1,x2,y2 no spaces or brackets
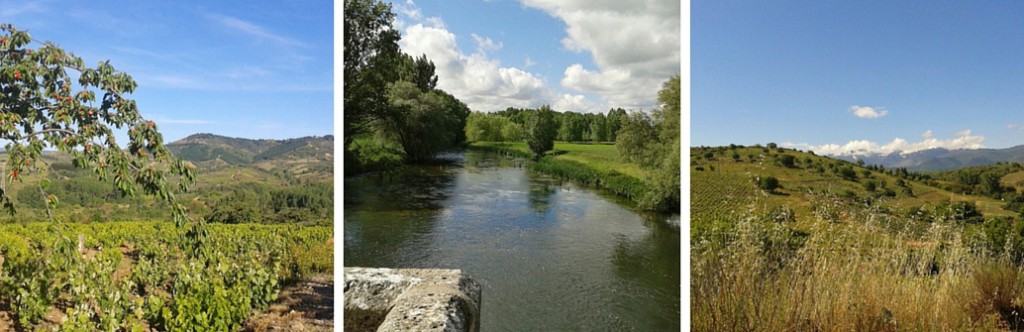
757,176,780,193
779,154,796,168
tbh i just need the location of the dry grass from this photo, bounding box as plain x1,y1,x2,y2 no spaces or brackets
692,194,1024,331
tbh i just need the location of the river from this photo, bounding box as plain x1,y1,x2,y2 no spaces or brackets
343,150,680,331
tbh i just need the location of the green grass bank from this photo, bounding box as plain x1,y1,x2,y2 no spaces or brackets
468,141,651,209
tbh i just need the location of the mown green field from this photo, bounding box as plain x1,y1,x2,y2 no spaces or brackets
469,141,646,180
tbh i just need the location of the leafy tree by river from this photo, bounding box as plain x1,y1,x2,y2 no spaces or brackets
344,0,470,171
526,105,558,159
616,75,681,211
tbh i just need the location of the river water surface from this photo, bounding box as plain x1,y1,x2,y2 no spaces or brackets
344,150,680,331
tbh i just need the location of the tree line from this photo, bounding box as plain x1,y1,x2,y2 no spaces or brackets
465,107,629,144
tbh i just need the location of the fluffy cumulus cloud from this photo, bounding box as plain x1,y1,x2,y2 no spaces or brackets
553,93,600,113
393,0,678,113
849,105,888,119
784,130,985,156
521,0,680,108
400,23,548,112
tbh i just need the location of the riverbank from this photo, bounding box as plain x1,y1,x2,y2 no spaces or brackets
467,141,654,210
346,139,668,212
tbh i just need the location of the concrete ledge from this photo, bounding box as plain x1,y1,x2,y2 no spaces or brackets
344,267,481,332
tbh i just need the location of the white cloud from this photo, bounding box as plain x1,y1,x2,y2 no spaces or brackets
396,0,422,20
204,13,306,48
561,64,658,108
553,93,599,113
424,16,445,29
1007,124,1024,134
784,130,985,156
471,33,502,54
400,23,551,112
849,105,888,119
394,2,613,113
520,0,679,108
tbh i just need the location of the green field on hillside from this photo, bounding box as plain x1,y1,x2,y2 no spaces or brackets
691,146,1016,231
691,145,1024,331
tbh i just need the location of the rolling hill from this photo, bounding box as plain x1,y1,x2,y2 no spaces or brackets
167,133,334,179
0,133,334,223
692,145,1016,232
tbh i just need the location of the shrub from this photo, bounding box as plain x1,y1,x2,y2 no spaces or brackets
757,176,780,193
779,154,796,168
838,166,858,181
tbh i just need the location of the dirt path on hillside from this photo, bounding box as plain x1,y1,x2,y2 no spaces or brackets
245,274,334,332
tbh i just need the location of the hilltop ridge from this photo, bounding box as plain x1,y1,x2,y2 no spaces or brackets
167,133,333,178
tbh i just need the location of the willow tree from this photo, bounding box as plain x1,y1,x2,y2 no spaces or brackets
0,25,198,247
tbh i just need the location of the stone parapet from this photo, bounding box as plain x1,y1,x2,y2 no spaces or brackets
344,267,481,332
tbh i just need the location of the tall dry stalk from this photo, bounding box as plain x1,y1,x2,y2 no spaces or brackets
693,193,1024,331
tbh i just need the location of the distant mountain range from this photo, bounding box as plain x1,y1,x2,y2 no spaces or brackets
831,145,1024,172
167,133,333,178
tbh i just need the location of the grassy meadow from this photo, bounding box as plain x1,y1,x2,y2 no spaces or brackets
692,145,1024,331
470,141,644,178
467,141,656,204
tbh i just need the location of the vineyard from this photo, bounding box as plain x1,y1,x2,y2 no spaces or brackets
0,221,331,331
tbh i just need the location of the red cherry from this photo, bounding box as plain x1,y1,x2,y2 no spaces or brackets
13,71,20,80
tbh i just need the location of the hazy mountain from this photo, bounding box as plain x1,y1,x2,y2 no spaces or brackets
167,133,333,177
832,145,1024,172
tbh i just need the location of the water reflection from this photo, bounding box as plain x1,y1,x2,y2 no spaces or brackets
343,162,459,267
527,172,558,213
612,214,682,330
344,150,680,330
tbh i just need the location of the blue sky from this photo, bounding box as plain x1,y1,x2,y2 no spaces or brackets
1,1,332,142
693,1,1024,156
391,0,680,114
